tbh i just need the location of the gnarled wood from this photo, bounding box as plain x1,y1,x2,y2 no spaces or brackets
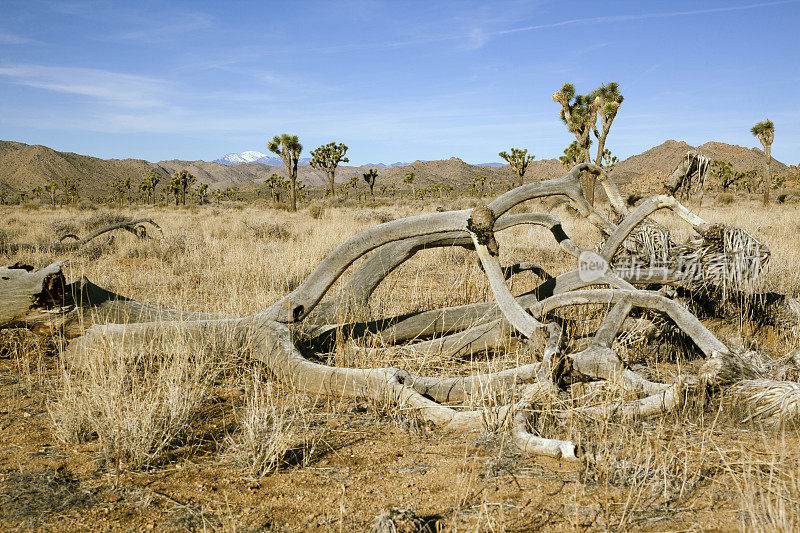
0,218,163,254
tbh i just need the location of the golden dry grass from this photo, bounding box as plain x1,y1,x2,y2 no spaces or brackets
1,194,800,530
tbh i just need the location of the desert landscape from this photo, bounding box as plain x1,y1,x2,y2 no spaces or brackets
2,147,800,530
3,1,800,531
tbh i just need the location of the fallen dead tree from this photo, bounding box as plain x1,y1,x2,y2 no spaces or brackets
2,164,798,461
0,217,162,254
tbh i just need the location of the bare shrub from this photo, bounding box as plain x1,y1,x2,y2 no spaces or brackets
48,218,82,237
352,210,395,224
122,234,187,261
308,203,325,219
247,221,293,241
716,192,735,205
0,466,97,527
223,372,313,476
49,330,219,470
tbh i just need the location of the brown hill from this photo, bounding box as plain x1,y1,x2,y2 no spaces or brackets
0,139,792,199
0,141,162,197
612,139,790,192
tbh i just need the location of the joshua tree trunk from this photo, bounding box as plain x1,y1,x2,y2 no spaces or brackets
579,131,594,205
763,143,772,206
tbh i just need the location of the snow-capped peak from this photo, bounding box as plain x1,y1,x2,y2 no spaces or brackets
215,151,268,165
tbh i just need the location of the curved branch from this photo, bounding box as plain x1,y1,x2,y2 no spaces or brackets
600,195,710,261
0,218,163,254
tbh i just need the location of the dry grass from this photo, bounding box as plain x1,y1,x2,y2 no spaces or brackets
1,196,800,529
48,329,221,470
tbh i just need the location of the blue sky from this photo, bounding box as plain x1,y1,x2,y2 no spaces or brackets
0,0,798,165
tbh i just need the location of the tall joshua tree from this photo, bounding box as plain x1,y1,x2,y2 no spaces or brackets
552,82,606,205
751,119,775,205
498,148,534,187
553,82,622,204
310,142,349,198
268,134,302,211
363,168,378,196
592,83,623,170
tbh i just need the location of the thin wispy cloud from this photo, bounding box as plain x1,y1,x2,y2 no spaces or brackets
111,12,214,42
492,0,798,38
0,30,37,45
313,0,797,53
0,64,170,108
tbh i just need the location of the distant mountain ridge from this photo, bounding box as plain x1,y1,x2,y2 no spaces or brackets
0,139,793,197
214,150,501,169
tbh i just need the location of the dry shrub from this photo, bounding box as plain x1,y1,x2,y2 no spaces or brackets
223,372,313,476
49,329,220,470
0,227,14,244
48,218,82,237
353,210,395,224
121,234,187,261
247,221,293,241
308,203,324,220
81,211,134,230
716,192,735,205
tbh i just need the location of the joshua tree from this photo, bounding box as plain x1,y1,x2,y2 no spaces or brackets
59,176,80,205
498,148,534,187
600,149,618,172
310,142,349,198
166,170,196,206
268,134,302,212
552,82,623,205
139,171,161,205
110,177,131,206
363,168,378,196
471,175,487,197
43,181,58,207
553,84,595,200
592,83,623,171
559,141,582,168
751,120,775,205
32,186,42,200
711,160,736,191
347,175,359,200
403,171,415,198
264,173,288,203
196,183,209,205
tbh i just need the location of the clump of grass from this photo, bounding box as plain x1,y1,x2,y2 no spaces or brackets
49,329,219,470
715,192,735,205
353,210,395,224
246,221,293,240
308,203,325,219
121,233,187,261
223,372,310,476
